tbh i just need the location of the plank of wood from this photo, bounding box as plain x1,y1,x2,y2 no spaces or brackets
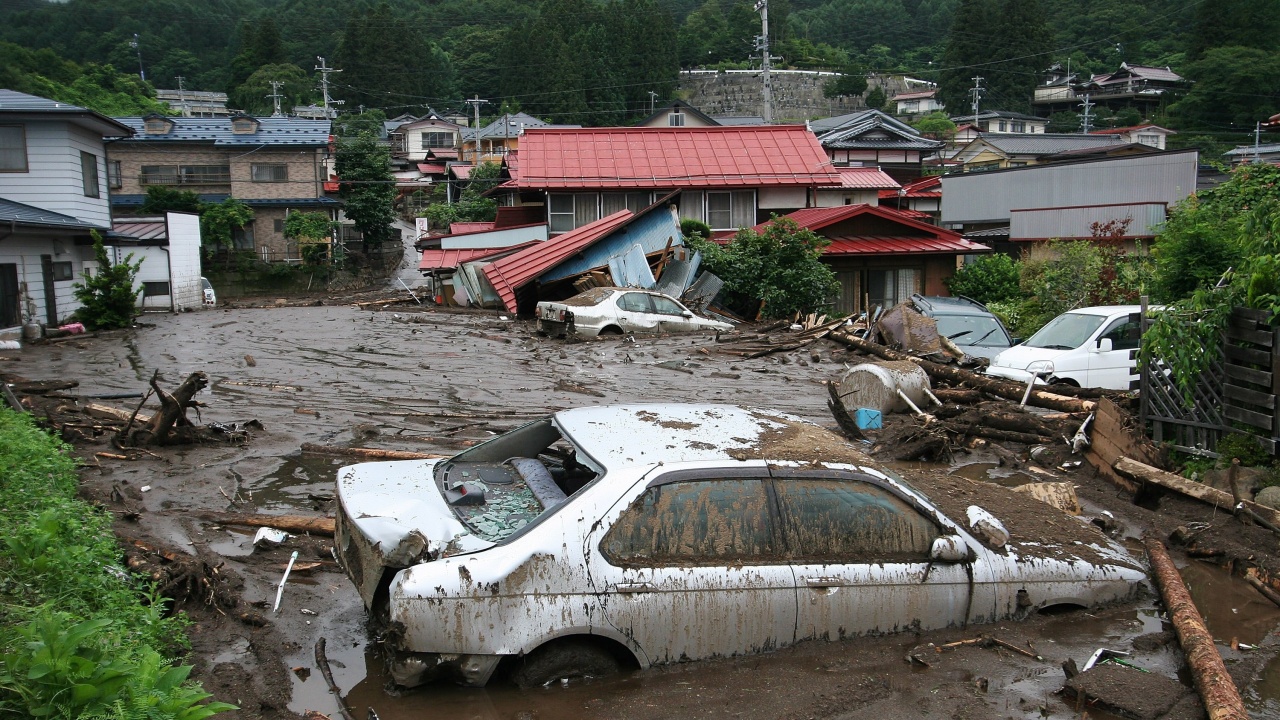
86,403,154,424
1224,363,1271,388
1223,404,1272,431
1223,383,1276,410
200,512,335,536
1225,344,1272,366
1115,457,1280,528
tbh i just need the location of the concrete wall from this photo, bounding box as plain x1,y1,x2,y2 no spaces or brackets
0,121,112,227
677,71,915,123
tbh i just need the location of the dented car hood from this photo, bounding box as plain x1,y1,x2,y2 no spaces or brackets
337,459,493,561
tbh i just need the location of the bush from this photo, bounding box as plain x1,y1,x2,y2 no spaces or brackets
72,232,142,330
680,218,711,241
944,254,1020,305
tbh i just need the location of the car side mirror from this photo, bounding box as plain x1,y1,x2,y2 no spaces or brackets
930,535,974,563
681,310,694,318
1010,337,1022,345
1095,338,1113,353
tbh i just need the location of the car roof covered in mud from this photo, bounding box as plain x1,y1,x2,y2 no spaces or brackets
552,403,876,470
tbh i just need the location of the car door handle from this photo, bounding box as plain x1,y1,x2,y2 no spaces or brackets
615,582,655,594
804,577,842,588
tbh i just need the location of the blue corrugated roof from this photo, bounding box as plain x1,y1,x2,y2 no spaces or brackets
0,197,104,230
110,194,340,208
111,116,331,146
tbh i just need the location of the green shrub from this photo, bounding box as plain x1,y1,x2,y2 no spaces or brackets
71,233,142,330
680,218,711,241
1215,432,1271,467
944,254,1020,305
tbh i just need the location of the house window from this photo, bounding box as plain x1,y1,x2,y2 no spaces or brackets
548,194,577,234
140,165,179,185
50,262,74,281
231,117,259,134
601,192,652,215
1137,134,1160,147
80,151,100,198
705,190,755,230
273,219,284,233
868,268,920,309
668,112,685,127
0,125,27,172
678,191,705,223
107,160,122,189
180,165,231,184
144,117,173,134
232,224,255,250
998,121,1007,132
421,131,454,148
251,164,288,182
142,281,171,297
1011,121,1025,133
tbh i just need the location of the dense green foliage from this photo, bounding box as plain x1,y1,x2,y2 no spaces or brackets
199,199,255,255
72,234,143,330
0,408,233,719
0,41,169,116
690,216,838,319
421,161,502,229
937,0,1052,113
335,131,396,245
943,253,1019,305
139,186,203,215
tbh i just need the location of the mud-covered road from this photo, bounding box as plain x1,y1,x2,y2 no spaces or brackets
12,304,1280,720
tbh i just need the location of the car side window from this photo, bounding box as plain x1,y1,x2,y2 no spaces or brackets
1100,317,1141,351
774,479,939,563
601,478,778,566
650,296,685,316
617,292,654,313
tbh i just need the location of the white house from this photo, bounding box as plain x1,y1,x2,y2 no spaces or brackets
1091,124,1177,151
109,212,204,311
0,90,135,338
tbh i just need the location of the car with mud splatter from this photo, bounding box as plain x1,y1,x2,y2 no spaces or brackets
334,404,1146,689
536,287,732,337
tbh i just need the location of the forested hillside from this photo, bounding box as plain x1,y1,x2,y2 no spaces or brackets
0,0,1273,134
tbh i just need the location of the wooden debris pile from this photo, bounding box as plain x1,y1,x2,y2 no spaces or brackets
714,314,851,358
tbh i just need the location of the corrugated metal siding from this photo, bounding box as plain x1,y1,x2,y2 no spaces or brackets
940,150,1198,225
541,206,682,282
1011,202,1167,240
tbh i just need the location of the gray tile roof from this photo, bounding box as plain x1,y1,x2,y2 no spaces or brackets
0,197,103,230
0,90,134,136
1225,143,1280,157
111,116,331,145
814,108,943,151
462,113,579,142
977,133,1125,155
950,110,1044,123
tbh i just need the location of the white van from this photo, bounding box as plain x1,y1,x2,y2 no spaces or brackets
985,305,1148,390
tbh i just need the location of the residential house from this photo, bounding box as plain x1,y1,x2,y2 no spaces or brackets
1223,143,1280,166
1090,124,1176,150
155,89,231,117
949,110,1047,135
949,133,1129,172
0,90,134,335
754,204,990,314
1032,63,1184,115
1033,63,1077,109
497,125,842,236
892,89,943,118
461,113,579,165
108,113,338,262
638,100,720,128
109,211,204,310
810,109,944,182
389,113,463,162
878,176,941,222
710,115,766,126
814,168,899,208
940,148,1199,253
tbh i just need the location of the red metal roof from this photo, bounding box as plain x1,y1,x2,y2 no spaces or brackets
417,163,447,173
828,168,900,189
824,236,991,255
515,126,841,189
452,165,472,180
418,242,538,271
449,221,496,235
481,210,633,312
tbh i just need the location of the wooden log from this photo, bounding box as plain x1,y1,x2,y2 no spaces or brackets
941,421,1049,445
314,638,358,720
932,388,982,404
1144,538,1249,720
828,331,1096,414
1244,571,1280,609
199,512,335,536
87,403,151,424
2,382,24,412
1113,457,1280,529
300,443,446,460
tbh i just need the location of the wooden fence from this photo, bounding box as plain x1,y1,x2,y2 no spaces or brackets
1139,306,1279,457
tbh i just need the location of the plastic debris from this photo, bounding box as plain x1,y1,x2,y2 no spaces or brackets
253,527,290,547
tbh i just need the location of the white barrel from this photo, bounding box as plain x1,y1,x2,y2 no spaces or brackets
836,361,931,414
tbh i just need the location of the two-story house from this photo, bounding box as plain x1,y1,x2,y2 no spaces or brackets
461,113,580,165
809,109,944,183
891,89,944,118
496,125,842,236
0,90,134,335
108,113,336,262
948,110,1047,135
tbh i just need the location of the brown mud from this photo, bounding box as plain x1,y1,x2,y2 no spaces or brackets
4,303,1280,719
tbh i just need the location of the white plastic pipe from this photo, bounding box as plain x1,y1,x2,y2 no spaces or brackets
273,550,299,612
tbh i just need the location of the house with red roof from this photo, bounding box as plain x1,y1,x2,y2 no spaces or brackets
496,126,842,236
756,204,990,315
877,176,941,223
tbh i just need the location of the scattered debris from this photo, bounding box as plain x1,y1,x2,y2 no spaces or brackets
300,443,445,461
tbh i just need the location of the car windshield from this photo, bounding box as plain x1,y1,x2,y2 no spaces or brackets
933,315,1008,347
434,418,600,542
1024,312,1107,350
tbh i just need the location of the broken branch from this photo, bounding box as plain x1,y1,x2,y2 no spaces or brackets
300,443,446,460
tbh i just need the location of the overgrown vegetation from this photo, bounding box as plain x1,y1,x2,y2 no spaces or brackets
335,130,396,246
72,233,143,330
943,254,1019,306
199,198,255,259
420,161,502,230
689,216,837,319
0,408,233,719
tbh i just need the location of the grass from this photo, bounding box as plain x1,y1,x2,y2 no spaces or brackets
0,407,233,719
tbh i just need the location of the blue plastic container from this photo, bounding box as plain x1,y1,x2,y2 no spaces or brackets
854,408,883,430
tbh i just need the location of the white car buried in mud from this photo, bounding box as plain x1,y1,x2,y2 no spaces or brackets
536,287,732,337
334,404,1146,689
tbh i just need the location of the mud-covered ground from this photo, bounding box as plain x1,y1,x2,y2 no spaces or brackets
6,303,1280,720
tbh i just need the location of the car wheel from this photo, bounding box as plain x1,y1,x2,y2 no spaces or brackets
598,325,624,336
1049,376,1080,388
511,639,623,688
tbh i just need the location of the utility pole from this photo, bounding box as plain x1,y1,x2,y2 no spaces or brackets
175,76,189,116
755,0,773,124
267,80,285,117
969,76,984,129
130,34,145,82
648,90,658,115
464,96,488,163
314,57,343,119
1079,94,1095,134
1256,121,1263,163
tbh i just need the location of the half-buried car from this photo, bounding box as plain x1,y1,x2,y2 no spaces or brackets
334,404,1146,689
536,287,732,337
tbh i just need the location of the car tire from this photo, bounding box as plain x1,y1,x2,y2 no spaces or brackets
1049,376,1081,388
598,325,623,336
511,639,623,688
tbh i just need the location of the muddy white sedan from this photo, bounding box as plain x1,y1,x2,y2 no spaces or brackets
334,404,1145,689
536,287,732,337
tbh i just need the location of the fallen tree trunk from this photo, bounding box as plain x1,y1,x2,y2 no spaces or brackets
118,371,208,446
86,402,153,425
300,443,446,460
1144,538,1249,720
199,512,335,536
828,331,1096,413
1114,457,1280,529
939,422,1049,445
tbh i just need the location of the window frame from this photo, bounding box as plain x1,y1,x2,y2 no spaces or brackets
668,112,686,127
107,160,122,189
139,165,179,186
80,151,100,198
420,131,455,149
50,261,74,282
0,125,28,172
178,164,231,184
250,163,288,183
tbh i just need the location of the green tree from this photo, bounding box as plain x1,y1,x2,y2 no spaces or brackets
1188,0,1279,61
1172,46,1280,131
823,65,869,98
229,17,286,91
864,85,887,110
72,233,142,330
420,161,502,229
336,3,456,115
200,199,254,257
334,132,396,246
232,63,313,116
689,216,838,318
938,0,1050,113
943,253,1019,305
1046,110,1080,133
912,111,956,139
139,186,202,214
